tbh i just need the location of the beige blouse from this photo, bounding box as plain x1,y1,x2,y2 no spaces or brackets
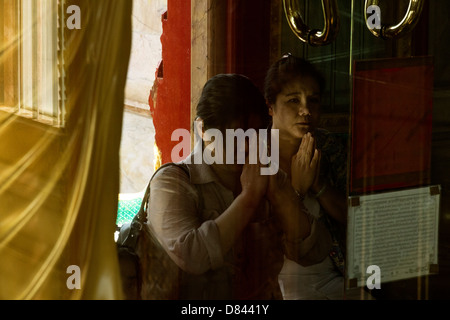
147,146,332,300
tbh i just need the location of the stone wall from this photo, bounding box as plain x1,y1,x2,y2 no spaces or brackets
125,0,167,109
120,0,166,194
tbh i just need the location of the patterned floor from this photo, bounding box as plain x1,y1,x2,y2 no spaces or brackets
116,194,144,226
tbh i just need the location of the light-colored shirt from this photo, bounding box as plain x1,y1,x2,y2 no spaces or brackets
148,145,332,299
278,128,349,300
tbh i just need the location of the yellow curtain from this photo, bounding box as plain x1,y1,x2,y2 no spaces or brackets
0,0,132,299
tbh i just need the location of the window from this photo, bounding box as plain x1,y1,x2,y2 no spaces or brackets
0,0,65,127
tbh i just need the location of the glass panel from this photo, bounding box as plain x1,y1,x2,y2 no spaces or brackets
280,0,450,299
347,0,450,300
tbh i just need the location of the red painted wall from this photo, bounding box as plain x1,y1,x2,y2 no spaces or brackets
149,0,191,166
149,0,271,166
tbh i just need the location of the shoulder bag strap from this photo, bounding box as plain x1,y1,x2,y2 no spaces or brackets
136,162,189,225
122,163,189,249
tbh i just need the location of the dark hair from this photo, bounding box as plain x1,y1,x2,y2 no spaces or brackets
264,54,326,105
196,74,270,131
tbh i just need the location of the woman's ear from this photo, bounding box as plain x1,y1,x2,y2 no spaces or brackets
266,99,274,117
194,117,205,141
268,105,274,117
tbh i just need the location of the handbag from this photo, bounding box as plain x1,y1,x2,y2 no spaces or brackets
116,163,189,300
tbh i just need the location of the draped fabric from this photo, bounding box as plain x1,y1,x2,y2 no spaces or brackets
0,0,132,299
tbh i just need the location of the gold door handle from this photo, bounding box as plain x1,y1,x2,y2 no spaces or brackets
365,0,425,39
283,0,340,46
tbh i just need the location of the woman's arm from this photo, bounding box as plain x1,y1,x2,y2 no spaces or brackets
149,165,219,275
149,163,268,275
215,162,268,254
266,170,332,266
266,171,311,241
291,132,347,225
310,179,347,224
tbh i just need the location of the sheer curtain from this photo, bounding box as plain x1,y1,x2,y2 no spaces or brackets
0,0,132,299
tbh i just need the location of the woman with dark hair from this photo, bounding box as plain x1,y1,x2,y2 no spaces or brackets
264,54,356,300
147,73,332,300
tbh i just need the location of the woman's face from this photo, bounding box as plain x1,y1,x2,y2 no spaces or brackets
202,114,266,173
270,76,321,140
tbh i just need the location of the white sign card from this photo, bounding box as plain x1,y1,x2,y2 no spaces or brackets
346,185,440,289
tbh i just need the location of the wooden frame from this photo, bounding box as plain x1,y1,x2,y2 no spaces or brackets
1,0,20,110
1,0,63,127
191,0,228,147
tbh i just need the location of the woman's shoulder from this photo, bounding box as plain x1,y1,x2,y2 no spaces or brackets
149,163,199,206
151,163,191,185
